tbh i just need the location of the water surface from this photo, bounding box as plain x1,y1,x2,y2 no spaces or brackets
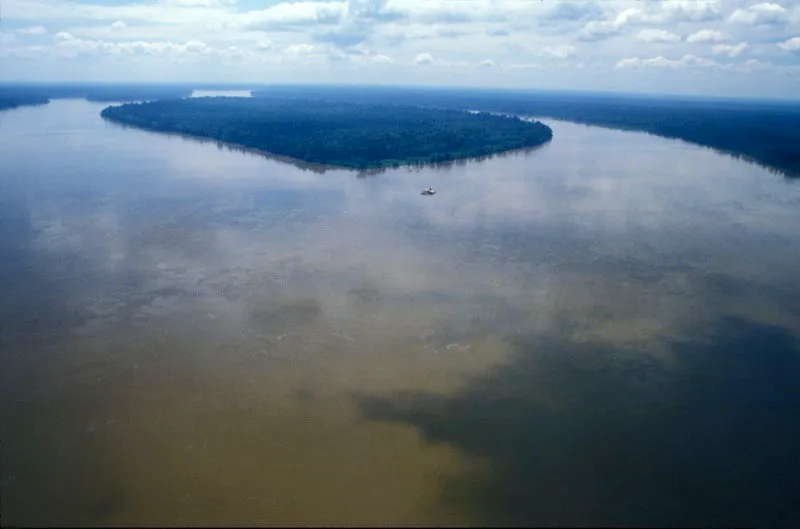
1,99,799,527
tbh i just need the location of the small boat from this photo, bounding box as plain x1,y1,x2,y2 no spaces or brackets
421,187,437,196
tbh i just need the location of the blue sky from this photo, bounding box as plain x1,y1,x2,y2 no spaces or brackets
2,0,799,98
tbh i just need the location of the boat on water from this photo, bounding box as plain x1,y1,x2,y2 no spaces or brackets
421,187,437,196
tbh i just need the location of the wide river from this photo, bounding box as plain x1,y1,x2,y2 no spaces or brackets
1,98,799,527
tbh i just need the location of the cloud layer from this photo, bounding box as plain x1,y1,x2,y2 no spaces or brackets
2,0,799,97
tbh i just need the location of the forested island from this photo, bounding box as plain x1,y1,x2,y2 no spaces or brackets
100,98,553,169
253,86,800,178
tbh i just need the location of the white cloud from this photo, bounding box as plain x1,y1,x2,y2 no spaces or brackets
578,21,620,42
614,8,650,26
540,44,576,59
615,54,719,70
659,1,723,22
240,1,346,30
52,32,214,58
476,58,494,67
371,53,393,63
506,62,541,70
414,52,434,65
111,21,127,30
540,1,603,22
636,29,680,43
284,43,316,56
777,36,800,53
577,8,652,42
686,29,730,43
16,25,48,35
728,3,789,26
712,43,748,58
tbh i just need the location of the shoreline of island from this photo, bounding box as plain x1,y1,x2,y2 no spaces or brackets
102,114,555,175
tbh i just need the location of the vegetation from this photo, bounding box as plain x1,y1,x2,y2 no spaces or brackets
252,86,800,177
0,87,49,111
0,83,191,108
100,97,553,169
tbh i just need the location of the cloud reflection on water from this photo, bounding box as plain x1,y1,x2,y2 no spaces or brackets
2,100,800,525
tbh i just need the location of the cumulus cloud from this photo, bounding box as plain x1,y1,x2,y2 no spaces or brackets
712,43,748,58
615,54,718,70
613,8,650,26
312,0,406,49
52,32,213,58
576,8,651,42
241,1,345,31
728,3,789,26
414,52,434,65
540,1,603,22
686,29,730,43
659,0,723,22
636,29,680,43
476,58,494,67
371,53,392,63
16,25,48,35
578,21,620,42
539,44,576,59
777,36,800,53
284,43,316,56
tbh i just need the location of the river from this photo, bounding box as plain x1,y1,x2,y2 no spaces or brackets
1,98,799,527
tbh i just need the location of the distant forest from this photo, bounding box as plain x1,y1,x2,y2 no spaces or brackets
100,98,554,169
252,86,800,178
0,84,192,109
0,94,49,111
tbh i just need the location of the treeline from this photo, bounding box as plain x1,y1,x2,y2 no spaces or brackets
252,86,800,178
0,86,50,111
100,98,553,169
0,95,49,112
0,84,192,110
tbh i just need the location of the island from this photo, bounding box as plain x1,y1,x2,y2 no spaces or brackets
99,97,553,169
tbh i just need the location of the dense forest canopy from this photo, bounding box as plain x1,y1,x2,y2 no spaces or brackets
252,86,800,178
0,96,49,112
0,84,192,109
0,87,50,111
100,98,554,169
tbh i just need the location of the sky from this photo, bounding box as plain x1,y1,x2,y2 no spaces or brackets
1,0,799,98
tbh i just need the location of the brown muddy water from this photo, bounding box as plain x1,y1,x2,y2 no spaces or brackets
1,99,800,527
